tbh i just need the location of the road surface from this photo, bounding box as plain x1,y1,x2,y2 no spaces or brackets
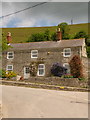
0,85,88,118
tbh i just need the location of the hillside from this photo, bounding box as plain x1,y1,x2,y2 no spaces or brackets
2,23,88,43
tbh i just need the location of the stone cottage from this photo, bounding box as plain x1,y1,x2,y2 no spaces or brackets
2,29,88,79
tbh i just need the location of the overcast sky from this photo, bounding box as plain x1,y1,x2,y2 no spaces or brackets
0,1,88,28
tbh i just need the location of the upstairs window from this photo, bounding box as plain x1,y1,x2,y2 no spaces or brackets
7,52,14,59
63,48,71,57
37,64,45,76
6,65,13,71
31,50,38,58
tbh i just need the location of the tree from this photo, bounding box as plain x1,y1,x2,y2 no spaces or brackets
51,32,57,41
58,22,70,39
86,46,90,58
27,33,45,42
44,29,50,41
74,30,90,58
51,63,67,77
86,38,90,46
2,33,10,51
69,55,84,78
74,30,88,40
27,29,51,42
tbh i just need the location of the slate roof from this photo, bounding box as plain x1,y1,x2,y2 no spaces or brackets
9,38,84,50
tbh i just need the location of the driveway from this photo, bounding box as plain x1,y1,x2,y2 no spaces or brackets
0,85,88,118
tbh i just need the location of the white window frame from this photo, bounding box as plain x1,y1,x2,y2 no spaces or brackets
63,63,69,68
31,50,38,58
6,65,13,71
24,67,30,79
37,64,45,76
63,48,71,57
63,63,70,73
7,52,14,59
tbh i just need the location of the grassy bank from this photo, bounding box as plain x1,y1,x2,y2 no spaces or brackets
2,23,88,43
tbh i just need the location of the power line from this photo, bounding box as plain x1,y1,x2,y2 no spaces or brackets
0,2,48,19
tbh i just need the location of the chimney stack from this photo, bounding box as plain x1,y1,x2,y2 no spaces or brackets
7,32,12,44
56,28,62,41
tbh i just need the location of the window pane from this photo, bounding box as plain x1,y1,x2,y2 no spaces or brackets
26,67,30,73
32,51,38,54
39,69,44,75
32,55,37,57
8,55,13,58
7,65,13,71
8,66,12,69
65,52,70,56
64,64,70,73
64,48,71,56
39,65,44,69
9,53,13,55
31,50,38,58
7,52,14,59
65,49,70,52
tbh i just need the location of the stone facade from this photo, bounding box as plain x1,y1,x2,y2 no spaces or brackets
2,38,88,79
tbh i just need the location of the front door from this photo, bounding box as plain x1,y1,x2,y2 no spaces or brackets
24,67,30,79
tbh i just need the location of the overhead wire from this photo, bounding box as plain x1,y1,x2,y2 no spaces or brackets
0,2,48,19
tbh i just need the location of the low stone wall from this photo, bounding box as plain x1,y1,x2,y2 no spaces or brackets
24,77,88,88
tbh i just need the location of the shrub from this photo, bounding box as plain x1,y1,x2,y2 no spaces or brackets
27,29,51,42
62,73,73,78
0,69,6,78
30,61,44,76
30,62,37,76
51,63,67,77
69,55,84,78
74,30,88,39
5,71,17,79
86,46,90,58
78,77,85,81
0,69,2,78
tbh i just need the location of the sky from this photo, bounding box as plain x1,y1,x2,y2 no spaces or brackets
0,1,88,28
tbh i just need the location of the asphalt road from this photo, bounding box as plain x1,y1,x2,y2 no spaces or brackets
0,85,88,118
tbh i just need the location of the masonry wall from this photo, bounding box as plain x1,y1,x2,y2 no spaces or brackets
2,46,82,78
25,77,88,88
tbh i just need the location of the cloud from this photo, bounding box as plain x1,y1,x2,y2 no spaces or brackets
15,18,36,27
1,2,88,28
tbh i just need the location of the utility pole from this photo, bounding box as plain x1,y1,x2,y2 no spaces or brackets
71,19,73,25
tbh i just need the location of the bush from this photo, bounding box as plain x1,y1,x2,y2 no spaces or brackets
86,46,90,58
30,62,37,76
74,30,88,39
78,77,85,81
0,69,17,79
5,71,17,79
69,55,84,78
0,69,6,78
51,63,67,77
62,73,73,78
51,32,57,41
27,29,51,42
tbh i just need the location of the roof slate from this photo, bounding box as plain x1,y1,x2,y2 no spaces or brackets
9,39,84,50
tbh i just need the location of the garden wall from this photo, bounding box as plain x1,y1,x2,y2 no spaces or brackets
24,77,88,88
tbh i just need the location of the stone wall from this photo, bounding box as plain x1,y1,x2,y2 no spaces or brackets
2,47,81,77
82,57,88,78
24,77,88,88
88,58,90,80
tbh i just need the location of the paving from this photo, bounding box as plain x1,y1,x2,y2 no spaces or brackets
0,85,89,118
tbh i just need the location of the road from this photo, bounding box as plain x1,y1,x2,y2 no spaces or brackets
0,85,88,118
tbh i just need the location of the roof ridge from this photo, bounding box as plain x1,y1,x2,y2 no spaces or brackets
11,38,85,44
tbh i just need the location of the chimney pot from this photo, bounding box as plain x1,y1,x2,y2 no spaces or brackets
56,28,62,41
7,32,12,44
